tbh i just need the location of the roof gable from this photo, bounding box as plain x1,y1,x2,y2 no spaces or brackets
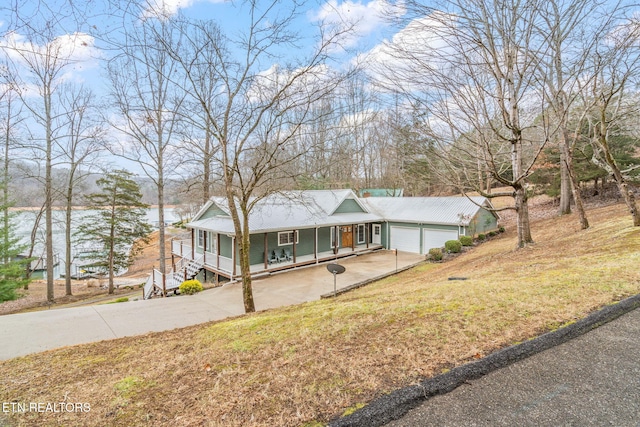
333,198,367,214
192,199,229,221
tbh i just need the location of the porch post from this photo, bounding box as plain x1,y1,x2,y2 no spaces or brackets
232,237,237,278
314,227,318,261
264,232,268,270
293,230,297,263
171,238,175,271
203,231,207,265
366,224,369,248
216,234,220,269
351,224,355,251
334,226,338,255
191,228,195,259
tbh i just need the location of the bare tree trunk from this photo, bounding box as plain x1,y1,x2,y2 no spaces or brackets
45,86,54,302
239,210,255,313
515,185,533,247
564,130,589,229
559,146,572,215
64,180,74,295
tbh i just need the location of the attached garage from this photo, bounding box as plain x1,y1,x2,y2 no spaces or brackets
389,226,420,253
423,228,459,252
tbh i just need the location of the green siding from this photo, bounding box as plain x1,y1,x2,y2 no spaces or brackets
317,227,333,252
249,229,321,265
220,234,233,258
471,208,498,234
334,198,365,213
295,228,316,256
199,203,228,219
249,234,265,265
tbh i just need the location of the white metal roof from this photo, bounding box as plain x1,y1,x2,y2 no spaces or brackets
188,190,381,235
360,196,494,226
188,191,496,235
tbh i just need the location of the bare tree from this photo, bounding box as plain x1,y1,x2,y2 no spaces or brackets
1,3,94,301
106,16,185,295
55,84,104,294
535,0,606,226
584,16,640,226
152,4,355,312
375,0,551,247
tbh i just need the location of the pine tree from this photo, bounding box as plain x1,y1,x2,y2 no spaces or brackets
0,205,31,302
75,170,152,294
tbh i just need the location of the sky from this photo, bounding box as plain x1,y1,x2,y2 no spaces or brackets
0,0,411,177
0,0,404,93
0,0,636,178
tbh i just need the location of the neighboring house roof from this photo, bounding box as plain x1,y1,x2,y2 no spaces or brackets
358,188,404,197
361,196,497,226
188,189,381,235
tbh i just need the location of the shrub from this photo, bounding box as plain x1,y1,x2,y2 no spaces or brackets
428,248,443,261
444,240,462,253
488,231,497,237
179,279,203,295
498,226,505,233
459,235,473,246
477,233,486,241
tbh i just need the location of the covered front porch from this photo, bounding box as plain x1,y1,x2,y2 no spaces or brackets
171,231,384,281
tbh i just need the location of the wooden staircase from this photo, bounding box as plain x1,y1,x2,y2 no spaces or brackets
143,255,204,299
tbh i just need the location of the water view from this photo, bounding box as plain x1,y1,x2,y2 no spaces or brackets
12,207,179,279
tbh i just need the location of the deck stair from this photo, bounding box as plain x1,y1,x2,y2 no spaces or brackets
143,255,204,299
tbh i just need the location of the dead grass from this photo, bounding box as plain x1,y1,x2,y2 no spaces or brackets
1,204,639,426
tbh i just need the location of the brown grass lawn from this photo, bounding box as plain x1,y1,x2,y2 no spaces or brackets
1,203,639,427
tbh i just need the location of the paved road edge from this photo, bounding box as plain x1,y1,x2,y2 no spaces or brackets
328,293,640,427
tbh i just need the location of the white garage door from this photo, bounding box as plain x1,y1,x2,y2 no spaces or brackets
390,226,421,253
423,228,459,252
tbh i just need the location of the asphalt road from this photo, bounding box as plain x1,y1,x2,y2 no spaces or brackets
385,306,640,427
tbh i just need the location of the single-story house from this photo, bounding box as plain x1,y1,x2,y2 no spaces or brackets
144,189,498,298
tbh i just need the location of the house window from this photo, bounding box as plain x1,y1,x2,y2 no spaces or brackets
197,230,205,248
278,231,298,246
357,224,365,244
207,232,217,253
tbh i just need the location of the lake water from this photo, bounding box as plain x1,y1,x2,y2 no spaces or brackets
12,207,179,279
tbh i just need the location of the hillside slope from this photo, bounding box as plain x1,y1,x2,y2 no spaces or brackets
1,203,639,427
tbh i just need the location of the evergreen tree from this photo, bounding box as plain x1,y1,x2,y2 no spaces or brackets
75,170,152,294
0,206,31,302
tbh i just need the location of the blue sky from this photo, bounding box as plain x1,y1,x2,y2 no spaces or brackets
0,0,403,92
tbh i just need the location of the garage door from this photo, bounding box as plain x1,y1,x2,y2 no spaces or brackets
390,226,421,253
423,228,459,252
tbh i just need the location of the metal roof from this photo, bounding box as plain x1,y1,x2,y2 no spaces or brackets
188,191,496,235
360,196,494,226
188,190,381,235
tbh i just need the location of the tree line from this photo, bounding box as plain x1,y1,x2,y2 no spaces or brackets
0,0,639,310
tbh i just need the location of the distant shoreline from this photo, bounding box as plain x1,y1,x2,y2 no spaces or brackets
9,205,178,212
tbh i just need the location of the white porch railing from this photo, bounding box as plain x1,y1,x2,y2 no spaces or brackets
143,255,204,299
172,239,193,258
143,269,164,299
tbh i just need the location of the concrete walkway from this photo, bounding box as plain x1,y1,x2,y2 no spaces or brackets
0,250,423,360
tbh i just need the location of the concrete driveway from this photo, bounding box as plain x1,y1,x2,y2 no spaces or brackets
0,250,423,360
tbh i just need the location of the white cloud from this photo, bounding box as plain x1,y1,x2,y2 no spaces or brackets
357,12,456,90
141,0,226,20
1,31,101,89
309,0,405,50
